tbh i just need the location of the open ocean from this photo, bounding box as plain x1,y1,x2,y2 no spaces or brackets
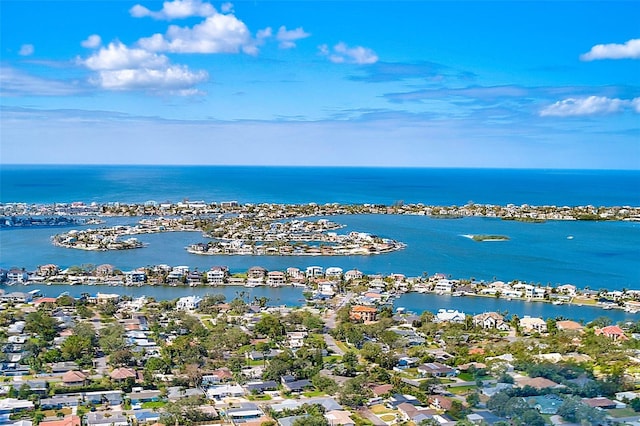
1,166,639,292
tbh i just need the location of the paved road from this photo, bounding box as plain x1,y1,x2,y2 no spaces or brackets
356,408,388,426
322,292,355,356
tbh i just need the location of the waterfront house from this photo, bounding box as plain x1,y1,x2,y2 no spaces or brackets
325,267,344,279
267,271,286,287
125,270,146,284
434,279,454,293
344,269,363,281
207,266,227,285
286,267,305,281
95,293,120,305
595,325,628,341
519,316,547,334
176,295,203,311
95,264,115,276
248,266,268,279
7,269,28,283
436,309,465,323
306,266,324,278
37,264,59,277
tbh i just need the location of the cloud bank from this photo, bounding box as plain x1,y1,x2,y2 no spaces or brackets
540,96,640,117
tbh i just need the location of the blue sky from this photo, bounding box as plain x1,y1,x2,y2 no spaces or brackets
1,0,639,168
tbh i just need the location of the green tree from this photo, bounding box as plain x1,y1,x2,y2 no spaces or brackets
99,323,126,354
25,311,58,341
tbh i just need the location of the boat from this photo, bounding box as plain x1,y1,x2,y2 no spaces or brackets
552,300,564,305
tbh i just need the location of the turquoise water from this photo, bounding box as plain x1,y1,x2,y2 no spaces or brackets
2,165,639,206
1,166,639,290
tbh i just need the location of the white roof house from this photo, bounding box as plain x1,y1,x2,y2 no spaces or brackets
176,296,203,311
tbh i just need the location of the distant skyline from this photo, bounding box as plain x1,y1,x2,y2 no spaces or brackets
1,1,639,168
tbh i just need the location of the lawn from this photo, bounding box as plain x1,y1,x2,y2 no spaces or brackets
247,394,272,401
370,404,394,415
302,390,326,398
448,385,477,395
141,401,167,409
379,414,396,422
608,408,638,418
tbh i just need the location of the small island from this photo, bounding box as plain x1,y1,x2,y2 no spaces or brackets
463,234,510,242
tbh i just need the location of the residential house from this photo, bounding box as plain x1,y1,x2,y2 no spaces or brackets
417,362,456,377
245,380,279,394
350,305,377,322
38,415,81,426
37,264,59,277
287,331,308,349
556,320,584,333
306,266,324,278
516,377,562,390
344,269,363,281
582,397,620,410
206,384,245,400
84,412,128,426
267,271,286,287
473,312,509,330
176,295,203,311
519,316,547,334
7,269,28,283
434,280,454,293
436,309,465,323
225,403,264,423
281,375,313,393
95,264,115,277
61,371,87,387
325,267,343,279
206,266,227,285
325,410,355,426
595,325,629,341
125,270,146,284
84,390,124,406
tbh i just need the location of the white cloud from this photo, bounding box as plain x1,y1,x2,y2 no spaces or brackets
81,34,102,49
580,38,640,61
19,44,34,56
276,26,310,49
319,42,378,64
256,27,272,41
82,42,207,94
539,96,635,117
220,2,234,13
130,0,215,20
92,66,207,93
84,42,169,71
632,98,640,113
138,13,256,54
